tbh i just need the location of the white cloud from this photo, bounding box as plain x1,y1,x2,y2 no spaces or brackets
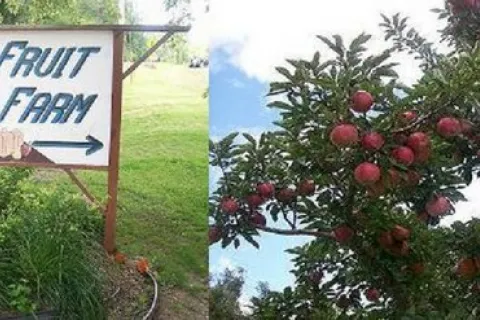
211,256,237,274
442,180,480,226
209,0,450,85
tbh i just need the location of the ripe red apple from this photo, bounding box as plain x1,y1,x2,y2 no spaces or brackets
330,124,359,147
246,194,264,208
297,179,315,196
400,111,417,122
276,188,296,204
351,90,374,112
456,258,477,279
378,231,394,249
405,170,421,186
365,288,380,302
414,148,431,164
425,196,450,217
393,133,408,145
257,183,275,198
354,162,381,186
361,132,385,151
221,198,239,214
334,225,354,243
392,146,415,166
385,168,401,189
390,241,410,257
209,226,222,245
409,262,425,275
308,270,324,285
437,117,461,138
250,212,267,227
367,180,385,198
391,225,410,241
459,119,473,135
406,132,430,152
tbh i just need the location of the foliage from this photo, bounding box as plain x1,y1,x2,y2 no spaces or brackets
209,5,480,318
209,267,248,320
0,0,119,25
0,170,105,318
155,33,191,64
124,0,148,62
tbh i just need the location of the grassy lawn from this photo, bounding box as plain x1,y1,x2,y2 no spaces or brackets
53,62,208,292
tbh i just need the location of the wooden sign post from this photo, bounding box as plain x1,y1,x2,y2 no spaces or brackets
0,25,190,253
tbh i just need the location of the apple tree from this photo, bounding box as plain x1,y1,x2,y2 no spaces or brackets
209,2,480,319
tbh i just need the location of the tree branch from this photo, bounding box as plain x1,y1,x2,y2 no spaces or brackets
254,224,335,239
392,111,434,134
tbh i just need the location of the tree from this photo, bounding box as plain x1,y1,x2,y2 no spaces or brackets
0,0,119,24
209,2,480,318
123,0,148,62
209,267,248,320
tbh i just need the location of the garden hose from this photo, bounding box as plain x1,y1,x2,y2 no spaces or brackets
142,271,159,320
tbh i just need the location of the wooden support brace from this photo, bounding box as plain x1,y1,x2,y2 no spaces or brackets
122,31,175,80
64,169,106,213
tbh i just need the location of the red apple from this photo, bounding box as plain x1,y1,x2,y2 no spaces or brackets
459,119,473,135
414,148,431,164
209,226,222,245
378,231,394,249
393,133,408,145
390,241,410,257
297,179,315,196
361,132,385,151
405,170,421,186
367,180,385,198
257,183,275,198
334,225,354,243
400,111,417,122
409,262,425,275
391,225,410,241
365,288,380,302
250,212,267,227
406,132,430,152
308,270,324,285
437,117,461,138
456,258,477,279
425,196,450,217
221,198,239,214
276,188,296,204
385,168,401,189
392,146,415,166
330,124,359,147
351,90,374,112
246,194,264,208
354,162,381,186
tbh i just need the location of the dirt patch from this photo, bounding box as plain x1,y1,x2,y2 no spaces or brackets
154,286,208,320
102,255,208,320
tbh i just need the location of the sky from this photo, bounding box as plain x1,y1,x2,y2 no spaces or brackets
135,0,480,311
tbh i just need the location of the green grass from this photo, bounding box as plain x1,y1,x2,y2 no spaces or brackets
54,63,208,289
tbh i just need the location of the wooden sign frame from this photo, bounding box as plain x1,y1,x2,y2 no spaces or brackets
0,25,191,253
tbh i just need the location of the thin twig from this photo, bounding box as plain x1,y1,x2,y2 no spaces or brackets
254,224,335,238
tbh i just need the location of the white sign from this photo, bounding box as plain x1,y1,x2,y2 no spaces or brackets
0,30,113,167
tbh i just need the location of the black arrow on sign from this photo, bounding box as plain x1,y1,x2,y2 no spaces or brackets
31,135,104,156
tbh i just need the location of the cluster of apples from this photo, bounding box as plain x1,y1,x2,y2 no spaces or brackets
209,180,317,244
329,90,474,222
449,0,480,14
378,225,412,257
